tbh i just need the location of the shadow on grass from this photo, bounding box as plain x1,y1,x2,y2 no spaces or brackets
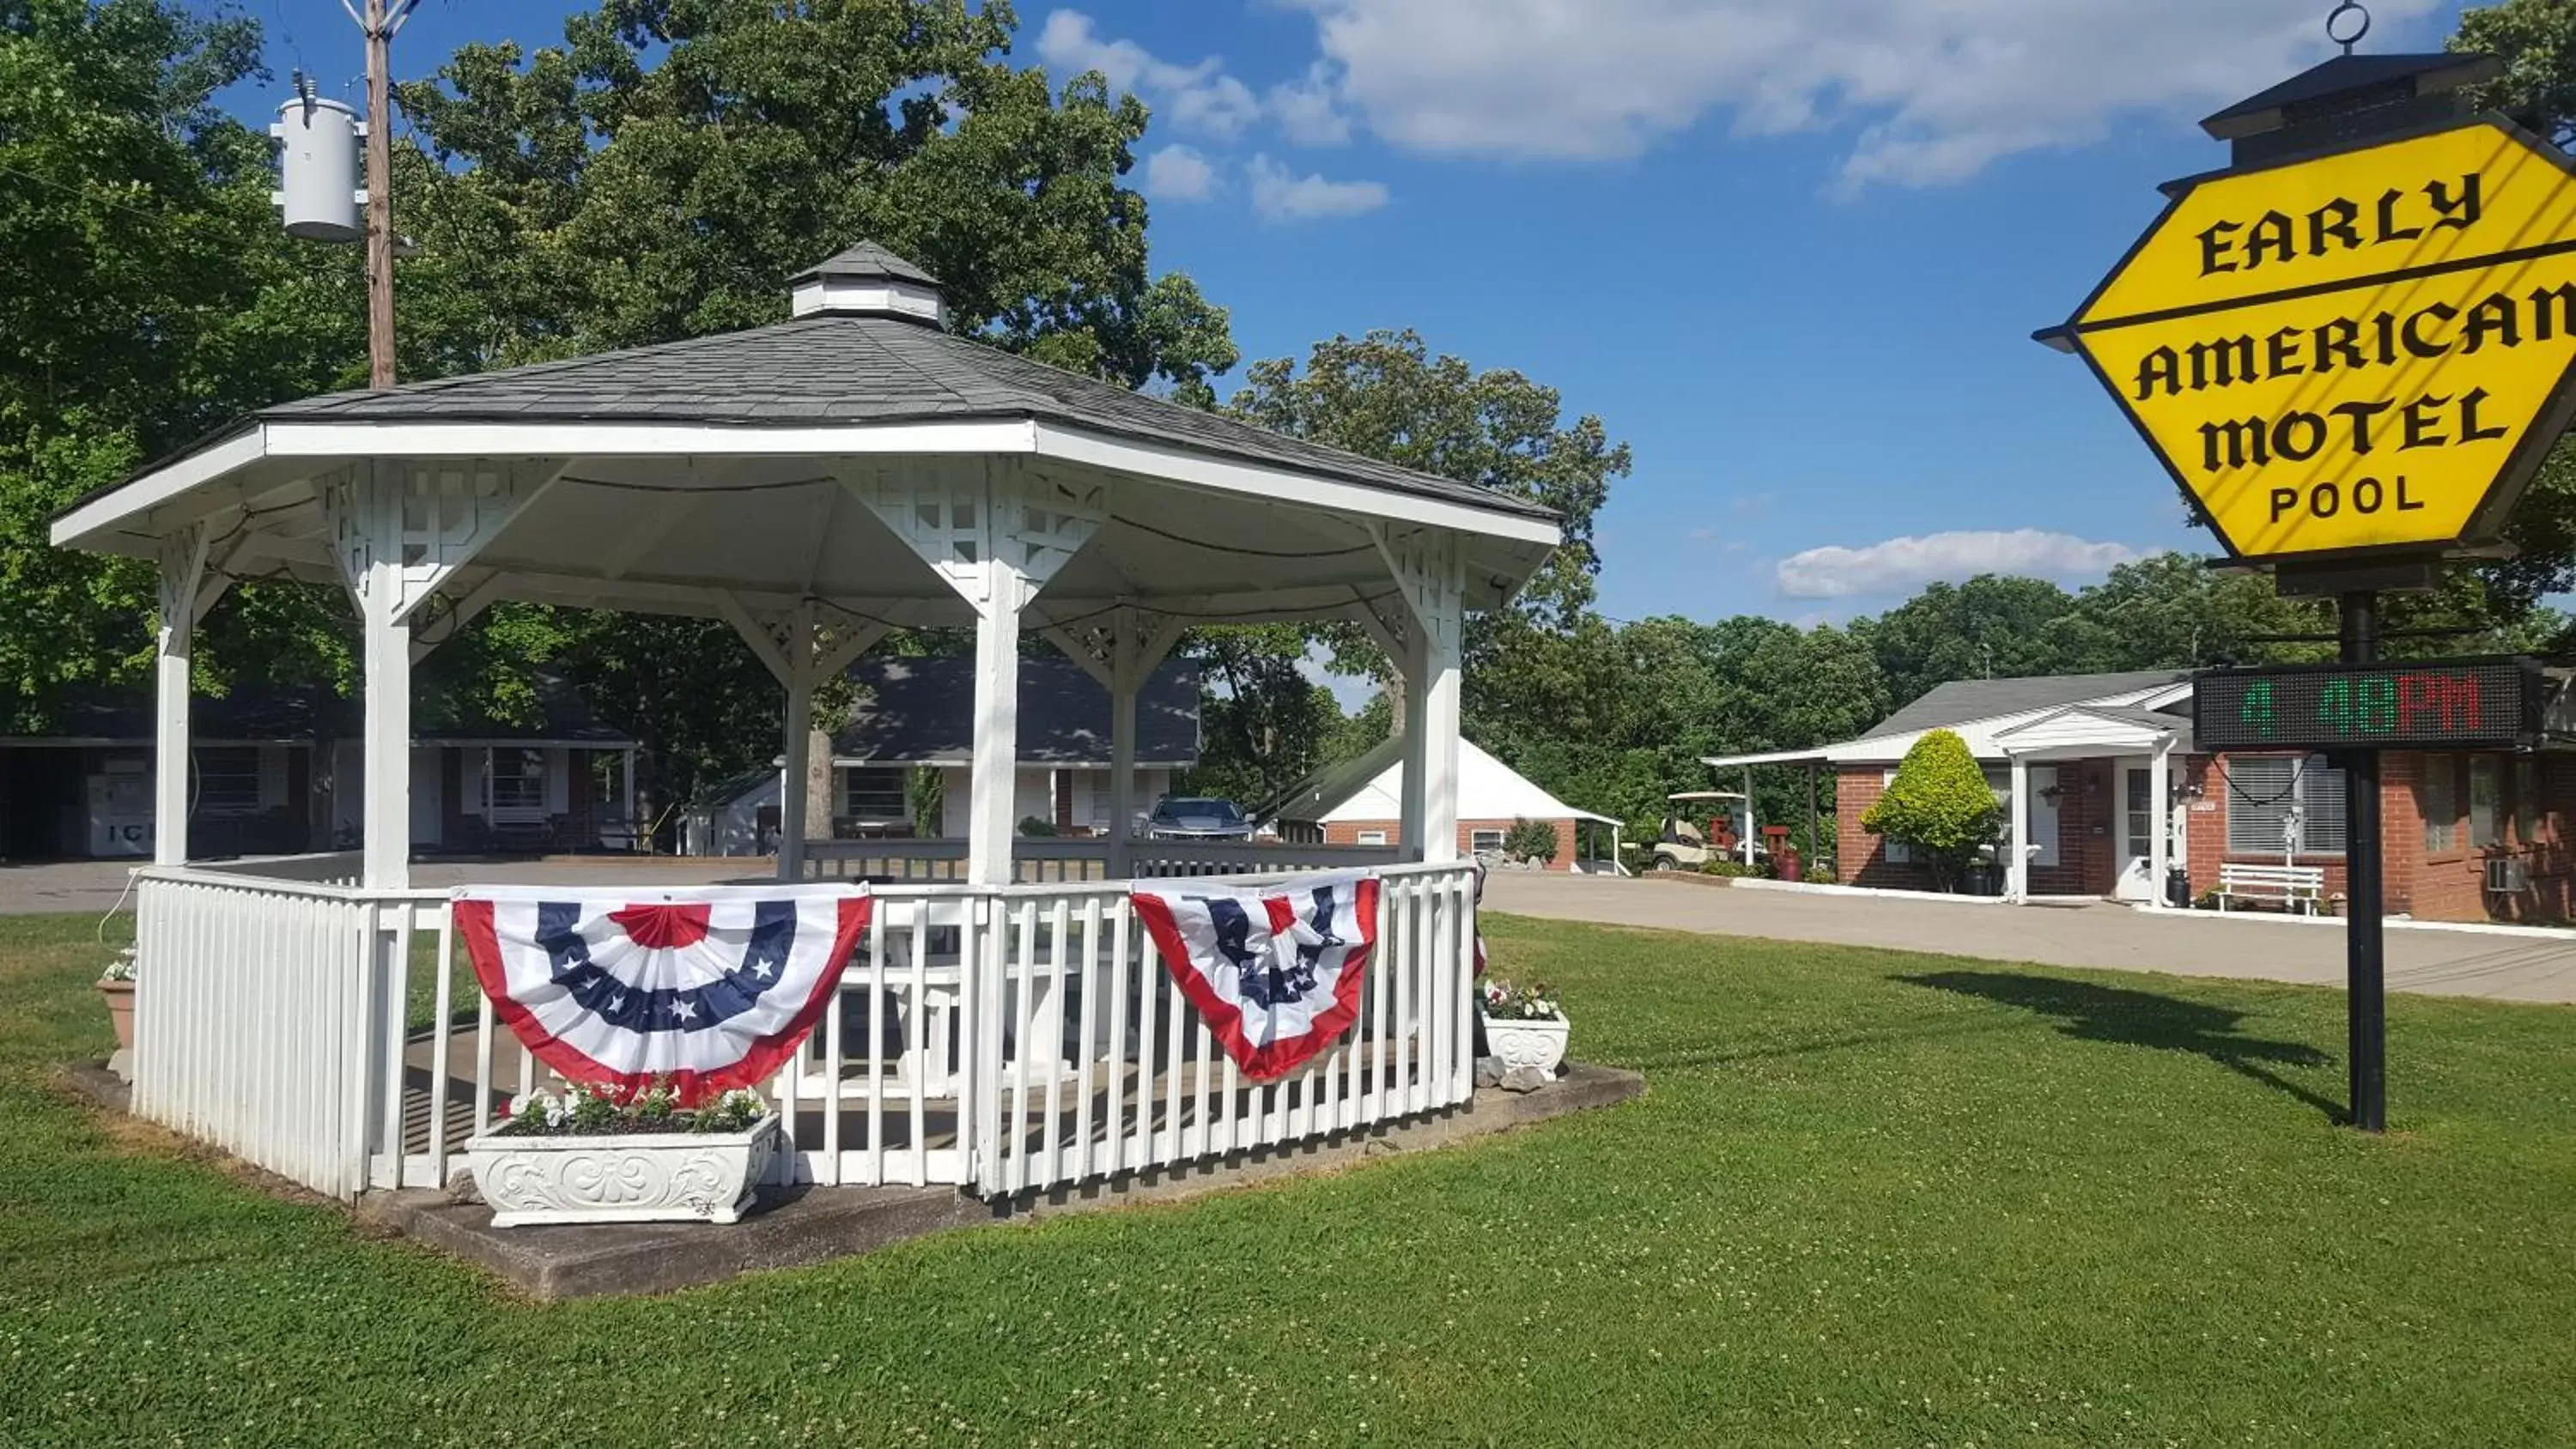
1897,970,2345,1123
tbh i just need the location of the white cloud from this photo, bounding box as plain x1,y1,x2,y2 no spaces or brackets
1248,155,1390,222
1276,0,2441,186
1144,143,1218,201
1268,64,1353,146
1037,10,1261,138
1775,529,2141,599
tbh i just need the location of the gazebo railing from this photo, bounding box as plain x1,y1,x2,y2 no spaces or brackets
125,858,1479,1203
801,837,1404,883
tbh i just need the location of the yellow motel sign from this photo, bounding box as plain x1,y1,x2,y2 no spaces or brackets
2057,118,2576,563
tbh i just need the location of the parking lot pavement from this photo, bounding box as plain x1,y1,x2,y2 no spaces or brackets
1480,870,2576,1005
18,857,2573,1005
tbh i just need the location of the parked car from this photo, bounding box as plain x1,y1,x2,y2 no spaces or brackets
1147,796,1256,840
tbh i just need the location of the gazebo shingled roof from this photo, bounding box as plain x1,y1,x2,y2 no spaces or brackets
233,314,1552,523
50,241,1558,890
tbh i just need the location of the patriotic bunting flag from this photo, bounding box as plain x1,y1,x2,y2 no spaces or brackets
1132,872,1379,1082
454,885,869,1104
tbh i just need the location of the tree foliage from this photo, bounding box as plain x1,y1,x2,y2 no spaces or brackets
1862,730,1996,892
0,0,363,726
1229,330,1627,629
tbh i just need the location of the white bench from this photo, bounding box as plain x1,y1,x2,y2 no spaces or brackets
2215,863,2327,915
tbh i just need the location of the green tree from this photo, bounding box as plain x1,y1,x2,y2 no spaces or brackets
1856,575,2087,711
1229,330,1627,629
374,0,1244,821
1176,625,1346,809
0,0,364,726
1861,729,1998,893
393,0,1236,391
2451,2,2576,615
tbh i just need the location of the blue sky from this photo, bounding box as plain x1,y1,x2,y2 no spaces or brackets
219,0,2476,627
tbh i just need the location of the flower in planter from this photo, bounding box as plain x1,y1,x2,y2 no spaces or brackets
491,1078,771,1137
99,948,137,983
1480,979,1564,1022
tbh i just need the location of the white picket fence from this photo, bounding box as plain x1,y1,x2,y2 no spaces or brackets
125,858,1479,1203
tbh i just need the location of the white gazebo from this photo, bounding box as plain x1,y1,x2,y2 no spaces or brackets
52,244,1561,1201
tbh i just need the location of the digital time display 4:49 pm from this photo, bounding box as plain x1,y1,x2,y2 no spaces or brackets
2193,657,2547,752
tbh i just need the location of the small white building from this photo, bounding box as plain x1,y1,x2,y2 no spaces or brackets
1265,736,1622,872
685,654,1199,855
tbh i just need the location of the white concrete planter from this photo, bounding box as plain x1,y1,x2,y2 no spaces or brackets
1485,1016,1569,1077
465,1115,781,1228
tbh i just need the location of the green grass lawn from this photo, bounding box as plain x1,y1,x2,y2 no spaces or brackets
2,911,2573,1446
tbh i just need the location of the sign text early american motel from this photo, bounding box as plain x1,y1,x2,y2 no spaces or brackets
2055,118,2576,563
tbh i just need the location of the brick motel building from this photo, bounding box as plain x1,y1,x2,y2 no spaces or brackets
1708,670,2575,925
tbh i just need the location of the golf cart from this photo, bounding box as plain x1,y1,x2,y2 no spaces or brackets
1650,791,1758,871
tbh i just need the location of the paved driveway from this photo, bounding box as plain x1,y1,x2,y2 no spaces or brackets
1482,872,2576,1005
18,858,2573,1004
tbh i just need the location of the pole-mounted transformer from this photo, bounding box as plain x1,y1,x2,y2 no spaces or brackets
270,0,416,390
269,76,367,246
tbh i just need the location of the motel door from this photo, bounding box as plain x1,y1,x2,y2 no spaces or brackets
2115,763,2155,902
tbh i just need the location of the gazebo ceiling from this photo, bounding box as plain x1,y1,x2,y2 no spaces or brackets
52,241,1559,633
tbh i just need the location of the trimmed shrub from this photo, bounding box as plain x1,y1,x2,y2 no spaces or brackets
1504,816,1559,863
1861,728,1998,892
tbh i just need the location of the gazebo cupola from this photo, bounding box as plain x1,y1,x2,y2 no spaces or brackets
788,241,948,326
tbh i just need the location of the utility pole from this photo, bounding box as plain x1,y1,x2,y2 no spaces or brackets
361,0,399,388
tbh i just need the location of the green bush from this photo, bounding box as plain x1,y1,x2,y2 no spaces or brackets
1701,859,1761,878
1018,815,1059,838
1504,816,1559,863
1861,729,1999,893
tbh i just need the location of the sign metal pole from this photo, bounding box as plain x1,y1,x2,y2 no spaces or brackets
2339,591,2387,1131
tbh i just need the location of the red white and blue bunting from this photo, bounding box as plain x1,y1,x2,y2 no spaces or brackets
1132,872,1380,1082
454,885,869,1104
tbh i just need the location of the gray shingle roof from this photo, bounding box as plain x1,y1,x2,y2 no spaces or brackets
790,240,941,287
252,315,1558,523
2,676,632,745
1869,670,2186,738
833,654,1199,766
2199,52,2495,136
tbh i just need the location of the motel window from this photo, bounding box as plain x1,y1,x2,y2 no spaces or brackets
194,747,260,816
1356,829,1388,846
1880,767,1912,863
2516,758,2541,846
2419,755,2458,853
2470,756,2504,849
488,749,548,815
841,767,908,824
2226,755,2346,857
1470,828,1507,854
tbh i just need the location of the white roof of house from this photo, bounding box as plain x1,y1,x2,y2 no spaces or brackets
1291,737,1617,826
1704,674,2195,769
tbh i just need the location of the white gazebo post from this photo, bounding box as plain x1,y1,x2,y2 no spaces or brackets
1052,606,1184,880
2008,753,2032,903
153,527,211,866
779,609,816,881
327,460,557,889
721,597,886,882
1376,528,1464,864
1744,764,1757,866
854,470,1101,886
2148,737,2173,910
